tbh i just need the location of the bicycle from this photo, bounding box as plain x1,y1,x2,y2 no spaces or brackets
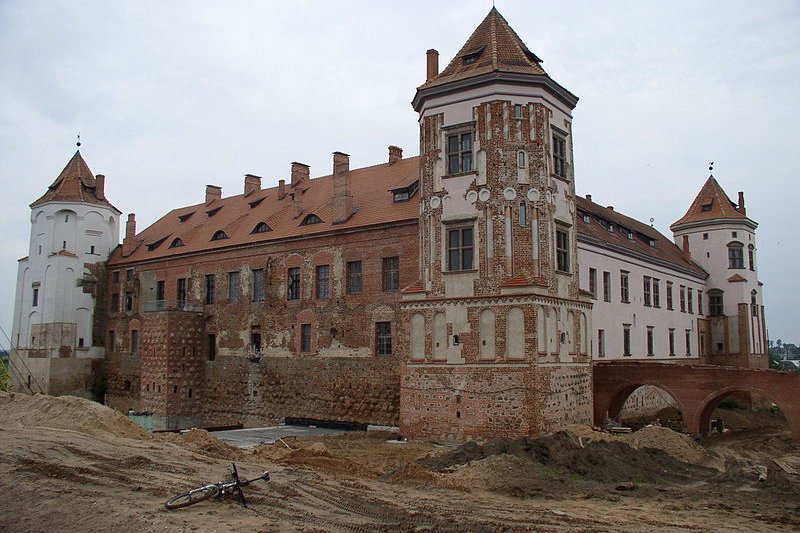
165,462,270,510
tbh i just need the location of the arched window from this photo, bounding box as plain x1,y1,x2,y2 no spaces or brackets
211,230,229,241
708,289,724,317
748,244,755,271
751,290,759,317
727,241,744,269
300,214,323,226
169,238,184,248
251,222,271,234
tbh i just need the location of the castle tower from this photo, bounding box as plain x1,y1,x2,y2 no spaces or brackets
399,8,593,441
10,150,121,395
671,174,767,368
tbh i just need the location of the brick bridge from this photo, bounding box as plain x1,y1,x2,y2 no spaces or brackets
593,362,800,442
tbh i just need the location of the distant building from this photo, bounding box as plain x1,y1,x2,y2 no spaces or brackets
11,8,766,437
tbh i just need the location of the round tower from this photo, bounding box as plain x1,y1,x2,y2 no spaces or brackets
10,150,121,394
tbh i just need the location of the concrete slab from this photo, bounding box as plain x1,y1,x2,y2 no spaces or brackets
211,424,349,448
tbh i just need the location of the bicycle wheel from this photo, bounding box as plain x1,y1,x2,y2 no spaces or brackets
164,484,220,510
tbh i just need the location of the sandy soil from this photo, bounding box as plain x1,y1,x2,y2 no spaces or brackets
0,392,798,532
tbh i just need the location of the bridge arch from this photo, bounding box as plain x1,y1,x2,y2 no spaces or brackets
694,385,790,436
600,381,686,428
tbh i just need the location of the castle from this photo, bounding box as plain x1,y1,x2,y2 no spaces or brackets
11,9,767,439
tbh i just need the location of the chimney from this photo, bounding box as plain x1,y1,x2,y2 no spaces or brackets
291,162,309,188
681,234,691,259
426,49,439,81
278,179,286,199
122,213,136,257
290,192,302,219
205,184,222,205
737,191,746,215
388,145,403,165
95,174,106,200
332,151,353,224
585,194,592,202
244,174,261,196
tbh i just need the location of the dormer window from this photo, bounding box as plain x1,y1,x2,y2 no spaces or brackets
461,46,484,65
206,206,222,217
211,230,229,241
251,222,271,234
248,197,265,209
300,214,323,226
178,212,194,223
626,230,634,240
391,180,419,203
701,202,713,212
146,236,169,251
169,238,184,248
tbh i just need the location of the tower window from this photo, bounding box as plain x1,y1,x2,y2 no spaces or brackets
728,241,744,269
708,289,724,317
446,132,473,174
552,133,567,178
519,202,528,227
447,227,474,271
623,324,631,356
555,226,570,273
514,104,523,119
518,151,526,168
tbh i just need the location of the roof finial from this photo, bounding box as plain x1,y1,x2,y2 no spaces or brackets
708,161,714,177
76,132,81,148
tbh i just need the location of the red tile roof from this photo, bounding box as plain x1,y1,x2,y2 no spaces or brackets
671,177,745,228
112,156,420,262
576,197,706,278
421,7,547,90
31,151,118,211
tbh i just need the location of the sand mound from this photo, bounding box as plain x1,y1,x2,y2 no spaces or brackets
280,447,378,478
625,425,711,466
157,428,242,460
0,392,150,440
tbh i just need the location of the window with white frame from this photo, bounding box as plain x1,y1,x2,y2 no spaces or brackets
446,131,474,174
447,226,474,271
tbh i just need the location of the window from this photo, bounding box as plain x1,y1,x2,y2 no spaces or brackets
666,282,674,310
207,334,216,361
382,256,400,291
447,227,474,271
514,103,523,119
108,330,115,352
228,271,239,303
376,322,392,356
597,329,605,358
32,288,39,307
751,290,759,317
647,327,654,356
652,278,660,308
602,271,611,302
169,238,184,248
687,288,693,314
588,268,597,299
447,132,473,174
252,269,264,302
90,245,95,254
555,227,570,273
210,230,228,241
643,276,652,307
205,274,215,304
125,292,133,312
552,133,567,178
287,267,301,300
300,324,312,352
517,151,526,168
669,329,675,356
347,261,362,293
623,324,631,356
177,278,186,307
315,265,330,299
698,290,703,315
126,269,134,282
709,290,724,317
391,181,419,203
156,280,165,309
728,242,744,269
685,329,692,356
111,293,119,312
703,233,709,240
251,222,271,234
300,214,323,225
519,202,528,226
701,203,712,212
131,330,139,354
620,271,629,303
112,271,120,284
679,285,686,312
251,332,262,354
732,231,737,238
748,244,755,271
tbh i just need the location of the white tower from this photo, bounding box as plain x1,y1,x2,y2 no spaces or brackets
671,173,766,368
10,150,121,395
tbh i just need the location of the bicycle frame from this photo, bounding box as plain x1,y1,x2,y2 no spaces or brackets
165,463,270,510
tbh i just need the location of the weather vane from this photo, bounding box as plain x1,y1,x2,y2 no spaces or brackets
77,132,81,148
708,161,714,174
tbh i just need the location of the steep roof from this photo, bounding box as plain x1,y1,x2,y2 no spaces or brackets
110,156,420,263
671,176,746,228
31,151,118,211
421,7,547,89
576,196,707,278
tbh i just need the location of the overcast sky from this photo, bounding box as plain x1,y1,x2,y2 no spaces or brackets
1,1,798,346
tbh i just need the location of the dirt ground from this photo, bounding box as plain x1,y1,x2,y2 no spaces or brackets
1,393,798,532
